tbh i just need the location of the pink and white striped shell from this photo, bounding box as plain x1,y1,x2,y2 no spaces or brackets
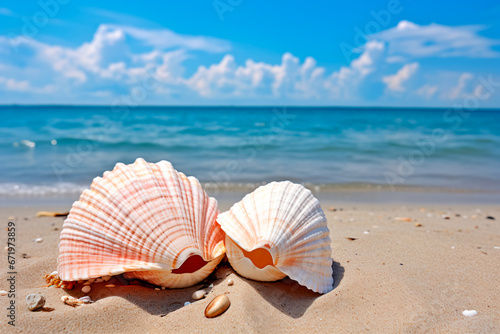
217,181,333,294
58,158,225,288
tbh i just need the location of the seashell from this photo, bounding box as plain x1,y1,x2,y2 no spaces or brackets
61,296,83,307
58,158,226,289
205,294,230,318
217,181,333,294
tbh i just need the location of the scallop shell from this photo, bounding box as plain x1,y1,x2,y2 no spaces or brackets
217,181,333,294
58,158,225,288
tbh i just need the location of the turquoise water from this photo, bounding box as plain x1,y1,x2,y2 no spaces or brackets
0,106,499,197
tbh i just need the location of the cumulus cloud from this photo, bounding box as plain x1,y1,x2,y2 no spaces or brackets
0,20,498,106
382,62,419,92
374,20,500,60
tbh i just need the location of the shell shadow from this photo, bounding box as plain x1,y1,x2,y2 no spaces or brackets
61,261,344,318
238,260,344,319
63,275,218,316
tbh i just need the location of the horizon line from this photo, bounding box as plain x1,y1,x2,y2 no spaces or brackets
0,104,499,111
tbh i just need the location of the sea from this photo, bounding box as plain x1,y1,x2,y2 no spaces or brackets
1,106,499,204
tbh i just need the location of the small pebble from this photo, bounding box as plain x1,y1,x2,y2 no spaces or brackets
155,288,161,291
81,285,91,293
463,310,477,316
415,223,422,227
26,293,46,311
328,207,336,211
34,238,43,243
452,246,455,250
105,284,116,288
192,290,207,300
0,290,8,296
209,283,214,288
8,216,15,221
184,301,191,306
486,216,495,220
161,287,166,290
227,279,234,286
363,230,369,234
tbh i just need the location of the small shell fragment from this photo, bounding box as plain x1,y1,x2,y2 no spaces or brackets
205,294,230,318
34,238,43,243
0,290,8,296
61,296,83,307
192,290,207,300
79,296,93,304
81,285,91,293
227,279,234,286
36,211,69,217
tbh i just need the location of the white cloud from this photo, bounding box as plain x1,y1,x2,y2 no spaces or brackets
374,20,500,60
416,84,438,99
382,62,419,92
447,72,474,100
0,20,498,106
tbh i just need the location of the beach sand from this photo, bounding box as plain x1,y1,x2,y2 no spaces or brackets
0,202,499,333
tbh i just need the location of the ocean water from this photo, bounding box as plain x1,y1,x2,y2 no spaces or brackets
0,106,499,199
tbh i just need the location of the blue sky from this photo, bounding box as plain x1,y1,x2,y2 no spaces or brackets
0,0,499,107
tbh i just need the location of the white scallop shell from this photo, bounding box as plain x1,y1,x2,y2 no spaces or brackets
58,158,225,288
217,181,333,294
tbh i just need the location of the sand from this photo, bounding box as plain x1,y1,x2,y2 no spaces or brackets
0,202,499,333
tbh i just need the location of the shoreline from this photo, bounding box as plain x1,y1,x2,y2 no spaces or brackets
1,186,499,208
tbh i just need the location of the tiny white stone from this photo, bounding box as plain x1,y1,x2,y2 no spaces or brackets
34,238,43,243
227,279,234,286
81,285,91,294
363,231,370,234
184,301,191,306
494,246,500,249
0,290,8,296
209,283,214,288
463,310,477,316
51,139,57,145
192,290,207,300
451,246,455,250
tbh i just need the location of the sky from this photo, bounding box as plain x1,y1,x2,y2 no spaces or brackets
0,0,499,107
